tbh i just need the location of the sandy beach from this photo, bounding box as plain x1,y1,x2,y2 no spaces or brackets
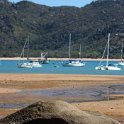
0,57,121,61
0,74,123,123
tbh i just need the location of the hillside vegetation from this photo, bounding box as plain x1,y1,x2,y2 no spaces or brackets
0,0,124,58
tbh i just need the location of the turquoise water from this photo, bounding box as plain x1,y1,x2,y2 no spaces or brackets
0,60,124,75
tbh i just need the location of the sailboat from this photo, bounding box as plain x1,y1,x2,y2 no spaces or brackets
17,36,42,68
118,43,124,66
17,36,33,68
95,33,121,70
63,33,85,67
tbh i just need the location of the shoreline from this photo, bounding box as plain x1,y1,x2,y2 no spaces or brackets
0,57,121,61
0,73,123,78
0,73,124,79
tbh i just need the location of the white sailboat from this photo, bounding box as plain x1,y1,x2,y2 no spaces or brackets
118,43,124,66
95,33,121,70
17,36,33,68
63,33,85,67
17,36,42,68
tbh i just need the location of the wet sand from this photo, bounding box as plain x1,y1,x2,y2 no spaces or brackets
74,99,124,123
0,88,20,94
0,74,124,123
0,74,123,89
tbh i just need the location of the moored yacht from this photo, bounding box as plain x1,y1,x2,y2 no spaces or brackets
17,36,42,68
63,60,85,67
63,33,85,67
95,33,121,71
18,62,33,68
95,64,121,70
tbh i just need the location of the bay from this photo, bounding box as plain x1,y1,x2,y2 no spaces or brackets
0,60,124,75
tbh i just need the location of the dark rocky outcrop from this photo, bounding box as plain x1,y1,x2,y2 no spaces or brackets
0,100,120,124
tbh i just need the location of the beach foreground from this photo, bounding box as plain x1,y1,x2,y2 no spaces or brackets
0,74,123,123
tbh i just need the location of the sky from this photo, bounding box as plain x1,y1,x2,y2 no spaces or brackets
9,0,94,7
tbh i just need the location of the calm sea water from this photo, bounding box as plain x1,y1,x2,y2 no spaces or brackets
0,60,124,75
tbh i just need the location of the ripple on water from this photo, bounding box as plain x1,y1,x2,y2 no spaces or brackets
0,103,29,109
20,86,108,100
21,85,124,100
1,85,124,109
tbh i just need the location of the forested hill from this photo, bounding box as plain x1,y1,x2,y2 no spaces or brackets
0,0,124,58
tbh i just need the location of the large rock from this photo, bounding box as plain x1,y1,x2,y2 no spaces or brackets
0,100,120,124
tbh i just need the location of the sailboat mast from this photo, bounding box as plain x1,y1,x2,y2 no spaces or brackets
69,33,71,59
79,43,81,59
27,36,29,60
121,43,123,61
107,33,110,66
20,38,27,58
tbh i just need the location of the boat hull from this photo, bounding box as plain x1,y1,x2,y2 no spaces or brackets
17,63,33,68
31,61,42,67
18,61,42,68
63,60,85,67
95,66,121,70
118,62,124,66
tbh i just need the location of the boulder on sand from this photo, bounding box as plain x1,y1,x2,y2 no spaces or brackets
0,100,120,124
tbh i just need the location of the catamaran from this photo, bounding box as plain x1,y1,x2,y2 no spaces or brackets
63,33,85,67
17,36,42,68
95,33,121,70
118,43,124,66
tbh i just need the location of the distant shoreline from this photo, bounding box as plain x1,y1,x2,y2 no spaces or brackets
0,57,121,61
